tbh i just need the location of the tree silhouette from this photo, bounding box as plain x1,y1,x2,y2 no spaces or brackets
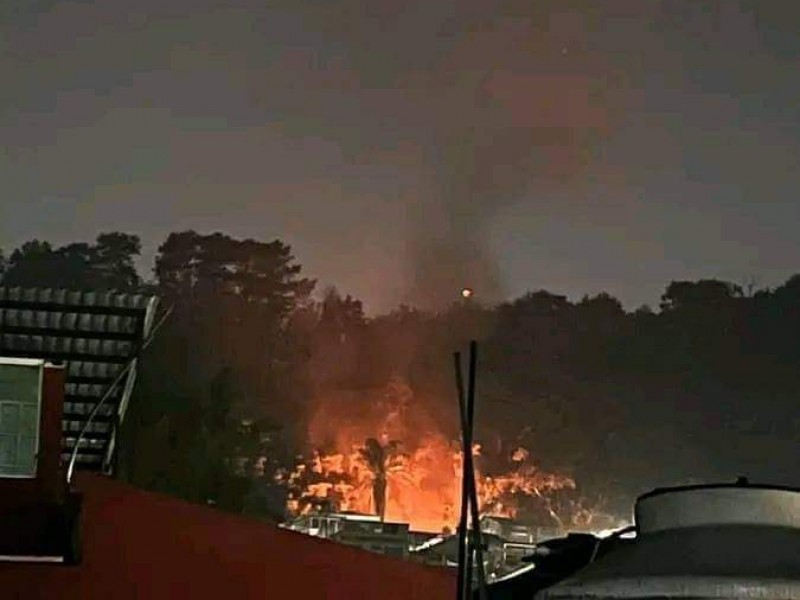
361,437,388,520
659,279,743,312
92,232,142,290
6,228,800,520
121,231,316,509
307,287,366,389
2,234,142,290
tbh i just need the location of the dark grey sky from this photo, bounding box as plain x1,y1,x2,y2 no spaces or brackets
2,1,799,312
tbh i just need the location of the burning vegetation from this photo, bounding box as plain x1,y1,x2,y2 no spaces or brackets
282,378,608,533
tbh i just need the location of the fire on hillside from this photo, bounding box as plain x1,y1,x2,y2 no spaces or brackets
280,378,614,534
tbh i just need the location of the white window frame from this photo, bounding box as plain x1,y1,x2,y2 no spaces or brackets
0,358,44,479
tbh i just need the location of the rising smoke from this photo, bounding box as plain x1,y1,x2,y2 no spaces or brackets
408,127,552,309
402,12,609,310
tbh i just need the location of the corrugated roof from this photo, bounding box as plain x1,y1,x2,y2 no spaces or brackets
0,287,158,474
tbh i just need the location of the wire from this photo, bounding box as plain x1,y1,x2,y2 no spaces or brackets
66,304,173,483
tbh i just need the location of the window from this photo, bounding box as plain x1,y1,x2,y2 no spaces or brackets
0,359,43,477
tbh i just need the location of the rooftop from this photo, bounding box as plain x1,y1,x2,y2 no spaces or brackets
0,473,456,599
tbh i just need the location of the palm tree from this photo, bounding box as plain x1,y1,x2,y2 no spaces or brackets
361,438,388,520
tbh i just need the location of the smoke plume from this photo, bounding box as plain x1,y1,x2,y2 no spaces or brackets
408,127,553,309
402,14,610,310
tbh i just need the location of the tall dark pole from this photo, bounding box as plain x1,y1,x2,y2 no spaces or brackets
454,351,471,600
454,342,490,600
465,342,489,600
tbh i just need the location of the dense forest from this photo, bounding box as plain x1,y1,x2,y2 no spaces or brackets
1,231,798,524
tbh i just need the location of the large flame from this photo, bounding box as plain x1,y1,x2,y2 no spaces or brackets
283,378,601,533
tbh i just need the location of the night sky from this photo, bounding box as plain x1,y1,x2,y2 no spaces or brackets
3,1,799,312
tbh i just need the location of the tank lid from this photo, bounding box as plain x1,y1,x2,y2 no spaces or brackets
636,484,800,534
540,576,800,600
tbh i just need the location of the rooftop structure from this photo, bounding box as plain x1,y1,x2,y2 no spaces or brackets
0,358,81,562
0,473,456,599
0,287,159,475
409,516,553,583
481,515,562,545
0,287,159,564
284,512,414,558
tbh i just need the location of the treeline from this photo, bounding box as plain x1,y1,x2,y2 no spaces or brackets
2,232,799,519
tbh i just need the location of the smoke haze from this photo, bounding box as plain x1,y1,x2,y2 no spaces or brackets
400,15,612,309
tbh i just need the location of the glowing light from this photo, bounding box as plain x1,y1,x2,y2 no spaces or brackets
461,287,474,299
284,378,594,533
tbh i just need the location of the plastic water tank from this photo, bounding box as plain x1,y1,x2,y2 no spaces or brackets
537,483,800,600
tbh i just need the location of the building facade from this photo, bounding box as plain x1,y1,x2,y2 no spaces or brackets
284,512,413,558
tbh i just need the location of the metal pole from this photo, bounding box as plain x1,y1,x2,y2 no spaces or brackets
454,343,490,600
465,341,489,600
454,351,471,600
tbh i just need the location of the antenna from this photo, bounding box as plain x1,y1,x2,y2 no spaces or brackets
454,341,489,600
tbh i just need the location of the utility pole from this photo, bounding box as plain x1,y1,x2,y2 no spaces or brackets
454,341,489,600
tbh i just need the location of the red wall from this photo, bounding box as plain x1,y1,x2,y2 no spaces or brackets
0,474,456,599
